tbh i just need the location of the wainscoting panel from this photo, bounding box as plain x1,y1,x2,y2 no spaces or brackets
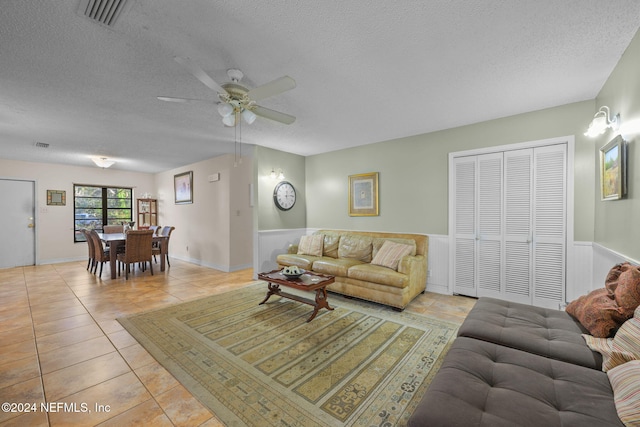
592,243,639,290
570,242,593,302
254,228,307,278
426,234,449,295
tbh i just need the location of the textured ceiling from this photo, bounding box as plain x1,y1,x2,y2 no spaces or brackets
1,1,639,173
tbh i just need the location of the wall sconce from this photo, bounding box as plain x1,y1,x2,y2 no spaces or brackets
91,156,116,168
584,106,620,137
270,168,285,180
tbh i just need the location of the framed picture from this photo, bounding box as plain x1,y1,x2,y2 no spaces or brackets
600,135,627,201
348,172,379,216
174,171,193,204
47,190,66,206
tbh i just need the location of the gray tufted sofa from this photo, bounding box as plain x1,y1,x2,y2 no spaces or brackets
408,297,624,427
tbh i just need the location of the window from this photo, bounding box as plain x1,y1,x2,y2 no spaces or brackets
74,185,132,242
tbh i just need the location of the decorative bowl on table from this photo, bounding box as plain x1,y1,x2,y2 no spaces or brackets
281,266,304,279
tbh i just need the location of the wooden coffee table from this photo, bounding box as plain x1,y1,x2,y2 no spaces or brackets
258,269,335,322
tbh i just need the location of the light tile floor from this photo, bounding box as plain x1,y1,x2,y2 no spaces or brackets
0,259,476,426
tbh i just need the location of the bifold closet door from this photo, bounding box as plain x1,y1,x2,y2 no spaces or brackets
532,144,566,308
452,153,503,298
452,144,566,308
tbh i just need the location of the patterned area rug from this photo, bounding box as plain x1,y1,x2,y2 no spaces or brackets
118,283,458,426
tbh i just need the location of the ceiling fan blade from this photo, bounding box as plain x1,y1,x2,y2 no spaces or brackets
174,56,228,95
253,105,296,125
157,96,213,103
248,76,296,102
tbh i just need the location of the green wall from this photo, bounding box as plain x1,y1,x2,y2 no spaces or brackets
258,27,640,263
305,101,595,240
254,145,306,230
594,29,640,260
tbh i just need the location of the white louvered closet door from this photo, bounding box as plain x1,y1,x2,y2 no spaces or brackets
504,149,533,304
532,144,566,307
476,153,503,298
452,156,477,296
451,143,567,308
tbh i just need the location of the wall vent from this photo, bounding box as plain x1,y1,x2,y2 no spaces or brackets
34,142,50,148
77,0,132,27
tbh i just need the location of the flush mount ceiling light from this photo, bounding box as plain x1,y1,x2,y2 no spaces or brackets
584,106,620,137
91,157,116,168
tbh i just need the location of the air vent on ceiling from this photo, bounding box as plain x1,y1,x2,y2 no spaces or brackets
34,142,50,148
77,0,132,27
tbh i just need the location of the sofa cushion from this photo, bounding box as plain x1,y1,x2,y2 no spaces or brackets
407,337,624,427
275,253,321,270
321,233,340,258
566,288,627,338
297,234,324,256
347,264,408,288
458,297,602,369
607,360,640,427
338,235,373,262
312,257,364,277
583,305,640,372
370,240,414,270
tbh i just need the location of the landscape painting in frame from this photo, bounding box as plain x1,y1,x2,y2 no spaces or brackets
600,135,627,201
174,171,193,204
349,172,379,216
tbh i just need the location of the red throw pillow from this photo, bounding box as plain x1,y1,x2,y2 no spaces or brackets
614,264,640,318
605,263,627,296
566,288,627,338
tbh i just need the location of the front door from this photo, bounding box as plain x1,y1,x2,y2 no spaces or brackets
0,179,36,268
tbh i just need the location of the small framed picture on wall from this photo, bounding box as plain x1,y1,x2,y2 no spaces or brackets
348,172,379,216
599,136,627,201
174,171,193,204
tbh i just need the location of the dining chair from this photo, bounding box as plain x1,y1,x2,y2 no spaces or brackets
153,226,175,267
149,225,161,235
88,229,110,278
103,225,122,233
117,230,154,279
80,229,94,271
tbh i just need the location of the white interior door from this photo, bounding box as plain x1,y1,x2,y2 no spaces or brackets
0,179,35,268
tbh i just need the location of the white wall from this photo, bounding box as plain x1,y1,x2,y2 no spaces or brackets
0,158,154,264
154,153,253,272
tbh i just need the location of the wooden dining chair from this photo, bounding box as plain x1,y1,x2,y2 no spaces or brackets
103,225,122,233
117,230,154,279
153,226,175,266
88,229,110,278
149,225,161,235
80,229,94,271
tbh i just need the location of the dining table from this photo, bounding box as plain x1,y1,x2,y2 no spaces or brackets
97,232,168,279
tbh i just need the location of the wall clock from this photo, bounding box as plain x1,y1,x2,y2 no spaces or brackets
273,181,296,211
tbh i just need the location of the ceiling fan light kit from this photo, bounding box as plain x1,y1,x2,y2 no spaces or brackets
162,57,296,128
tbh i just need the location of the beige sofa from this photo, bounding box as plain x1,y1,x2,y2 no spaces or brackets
276,230,428,310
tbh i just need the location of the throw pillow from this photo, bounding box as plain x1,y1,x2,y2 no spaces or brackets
605,262,627,296
297,234,324,257
607,360,640,426
370,240,414,271
614,265,640,318
566,288,626,338
583,306,640,371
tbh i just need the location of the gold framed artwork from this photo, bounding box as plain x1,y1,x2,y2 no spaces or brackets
174,171,193,204
348,172,379,216
599,135,627,201
47,190,66,206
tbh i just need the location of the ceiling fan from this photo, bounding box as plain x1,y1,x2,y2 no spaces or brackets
158,56,296,126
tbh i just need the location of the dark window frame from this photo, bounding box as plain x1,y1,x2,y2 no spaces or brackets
74,185,133,242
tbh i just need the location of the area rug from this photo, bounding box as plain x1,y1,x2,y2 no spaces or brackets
117,283,458,426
